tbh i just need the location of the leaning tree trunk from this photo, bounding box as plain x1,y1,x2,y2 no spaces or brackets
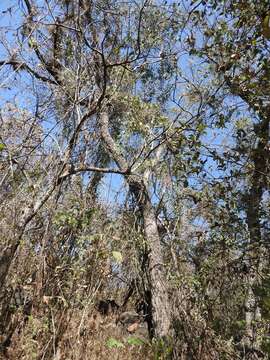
98,109,171,339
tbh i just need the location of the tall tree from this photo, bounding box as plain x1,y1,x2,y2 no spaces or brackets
185,0,270,351
0,0,184,341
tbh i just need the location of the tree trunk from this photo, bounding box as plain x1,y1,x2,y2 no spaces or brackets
243,117,269,350
142,198,171,337
129,178,171,338
244,180,263,349
225,76,269,351
98,110,171,339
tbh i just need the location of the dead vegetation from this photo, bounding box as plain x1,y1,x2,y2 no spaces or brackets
0,0,269,359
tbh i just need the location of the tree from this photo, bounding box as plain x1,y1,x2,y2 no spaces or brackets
185,0,270,352
0,0,185,342
0,1,269,358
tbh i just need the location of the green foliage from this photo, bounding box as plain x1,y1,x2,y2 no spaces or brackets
0,0,269,359
152,337,173,360
127,337,146,346
106,337,125,349
54,211,79,228
112,250,123,263
113,92,169,138
262,336,270,356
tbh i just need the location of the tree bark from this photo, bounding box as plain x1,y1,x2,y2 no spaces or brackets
243,117,269,349
244,184,263,349
224,75,269,351
98,110,171,338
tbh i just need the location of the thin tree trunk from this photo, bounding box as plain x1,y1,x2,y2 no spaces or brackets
243,117,269,349
225,76,269,351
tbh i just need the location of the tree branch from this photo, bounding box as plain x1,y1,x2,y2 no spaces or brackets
0,59,57,85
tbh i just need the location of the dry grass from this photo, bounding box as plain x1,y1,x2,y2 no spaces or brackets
2,309,153,360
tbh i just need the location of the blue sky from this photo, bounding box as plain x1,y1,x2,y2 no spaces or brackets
0,0,247,209
0,1,127,207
